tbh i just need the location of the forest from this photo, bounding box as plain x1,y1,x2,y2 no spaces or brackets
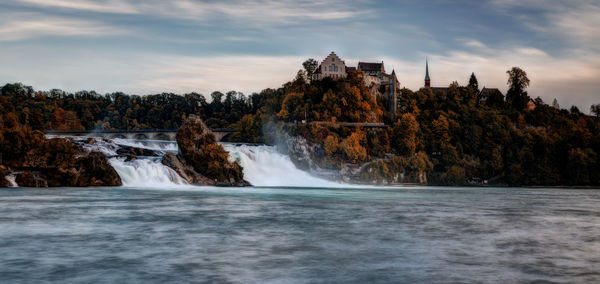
1,64,599,186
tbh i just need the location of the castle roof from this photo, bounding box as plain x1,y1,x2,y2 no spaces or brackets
479,87,502,98
358,62,385,73
430,87,449,95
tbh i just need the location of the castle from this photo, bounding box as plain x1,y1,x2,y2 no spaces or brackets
312,52,502,117
313,52,400,116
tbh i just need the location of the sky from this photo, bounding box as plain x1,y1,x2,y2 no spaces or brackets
0,0,598,111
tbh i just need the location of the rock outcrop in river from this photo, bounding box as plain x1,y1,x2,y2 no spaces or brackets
0,166,8,187
116,146,159,162
162,115,248,186
282,131,431,185
2,138,122,187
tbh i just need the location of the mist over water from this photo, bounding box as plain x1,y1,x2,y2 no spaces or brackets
1,186,599,283
224,144,345,187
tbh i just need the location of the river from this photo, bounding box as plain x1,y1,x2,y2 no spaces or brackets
1,186,599,283
1,139,599,283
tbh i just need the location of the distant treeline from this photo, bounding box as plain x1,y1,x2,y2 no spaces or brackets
0,83,273,131
1,65,599,186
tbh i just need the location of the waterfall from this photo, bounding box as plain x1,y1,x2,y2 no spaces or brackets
5,174,18,187
112,138,178,152
75,137,186,187
109,157,187,187
223,144,344,187
66,137,344,188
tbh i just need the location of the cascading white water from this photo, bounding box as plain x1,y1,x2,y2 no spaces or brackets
112,139,178,152
5,174,18,187
223,144,344,187
109,157,187,187
72,137,186,187
58,136,345,188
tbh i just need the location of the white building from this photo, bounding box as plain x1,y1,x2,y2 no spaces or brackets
313,52,347,80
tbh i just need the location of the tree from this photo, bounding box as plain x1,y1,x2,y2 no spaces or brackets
552,98,560,109
393,113,419,156
51,107,67,130
432,115,451,149
567,148,595,185
590,104,600,117
468,72,479,93
506,67,530,109
302,58,319,80
324,135,340,157
444,165,466,185
211,91,224,103
342,130,368,163
277,92,305,121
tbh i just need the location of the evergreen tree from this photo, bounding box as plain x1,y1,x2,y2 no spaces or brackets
552,98,559,109
468,72,479,93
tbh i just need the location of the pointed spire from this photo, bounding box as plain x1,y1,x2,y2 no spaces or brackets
425,58,430,81
424,58,431,87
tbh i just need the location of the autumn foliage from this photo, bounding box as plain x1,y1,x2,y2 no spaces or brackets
2,62,600,186
176,115,245,184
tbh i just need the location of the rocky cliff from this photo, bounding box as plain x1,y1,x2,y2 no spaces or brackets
2,138,122,187
0,166,8,187
282,132,430,185
162,115,248,186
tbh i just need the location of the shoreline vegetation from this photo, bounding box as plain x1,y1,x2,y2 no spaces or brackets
1,64,599,187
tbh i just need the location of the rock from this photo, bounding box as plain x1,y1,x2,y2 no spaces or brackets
284,135,313,171
0,166,9,187
15,172,36,187
161,153,213,185
5,138,122,187
116,146,158,158
7,138,81,170
168,115,248,186
73,152,122,186
15,171,48,187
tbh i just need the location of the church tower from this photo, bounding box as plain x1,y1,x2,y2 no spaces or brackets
390,69,398,117
424,59,431,88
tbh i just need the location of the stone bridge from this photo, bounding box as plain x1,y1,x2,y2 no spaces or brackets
45,128,237,142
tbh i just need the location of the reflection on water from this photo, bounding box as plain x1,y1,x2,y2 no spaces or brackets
0,186,599,283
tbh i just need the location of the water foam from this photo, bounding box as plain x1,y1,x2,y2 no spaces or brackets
5,174,18,187
223,144,345,187
112,139,178,152
52,136,347,188
109,157,187,187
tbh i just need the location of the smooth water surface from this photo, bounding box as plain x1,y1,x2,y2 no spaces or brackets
1,186,599,283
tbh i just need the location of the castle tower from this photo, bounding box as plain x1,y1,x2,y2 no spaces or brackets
424,59,431,88
390,69,398,117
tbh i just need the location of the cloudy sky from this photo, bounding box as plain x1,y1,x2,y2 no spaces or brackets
1,0,598,110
